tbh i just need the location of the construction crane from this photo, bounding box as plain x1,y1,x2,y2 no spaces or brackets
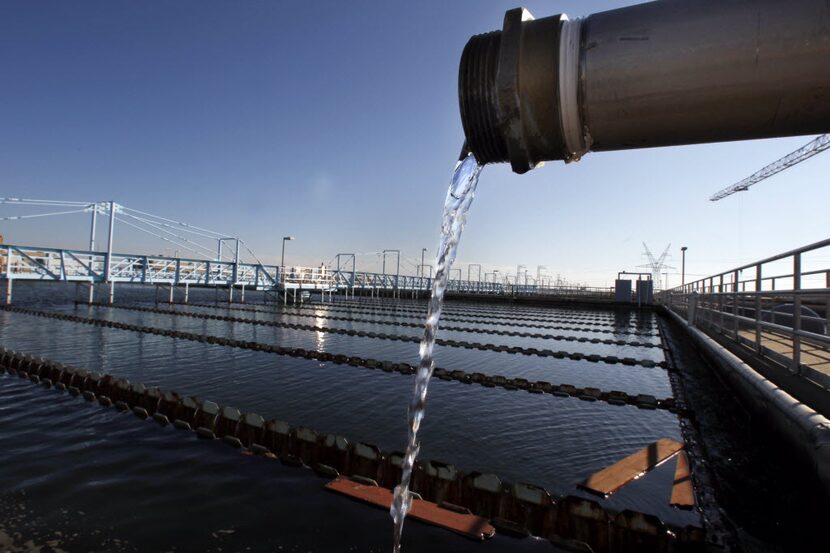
639,243,674,291
710,134,830,201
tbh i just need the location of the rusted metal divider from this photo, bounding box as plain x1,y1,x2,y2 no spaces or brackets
0,347,703,552
581,439,684,496
670,451,695,510
326,476,496,541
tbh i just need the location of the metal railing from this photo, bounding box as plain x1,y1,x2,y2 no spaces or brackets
279,266,335,289
2,242,614,302
329,268,613,299
661,238,830,390
1,244,280,289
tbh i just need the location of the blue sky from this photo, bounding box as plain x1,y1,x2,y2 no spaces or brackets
2,0,828,287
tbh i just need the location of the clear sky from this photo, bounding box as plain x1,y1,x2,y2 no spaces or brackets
2,0,828,287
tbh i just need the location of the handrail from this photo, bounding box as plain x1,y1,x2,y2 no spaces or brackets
678,237,830,293
661,238,830,392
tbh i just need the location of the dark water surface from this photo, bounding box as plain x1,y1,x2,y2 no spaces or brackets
0,374,563,553
0,283,700,551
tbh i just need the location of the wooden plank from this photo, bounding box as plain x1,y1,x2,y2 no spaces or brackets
325,476,495,541
670,450,695,509
580,438,684,496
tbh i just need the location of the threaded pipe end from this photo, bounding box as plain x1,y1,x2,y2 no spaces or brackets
458,31,507,165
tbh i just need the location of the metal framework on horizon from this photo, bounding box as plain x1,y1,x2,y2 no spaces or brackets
1,197,611,303
1,242,610,296
0,197,265,265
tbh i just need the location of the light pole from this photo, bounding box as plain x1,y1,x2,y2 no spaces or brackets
420,248,427,277
681,246,688,289
281,236,295,274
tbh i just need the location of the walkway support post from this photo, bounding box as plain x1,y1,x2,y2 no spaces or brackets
755,264,762,354
104,201,116,304
793,253,802,374
382,249,401,300
89,204,97,251
4,246,11,305
233,238,240,285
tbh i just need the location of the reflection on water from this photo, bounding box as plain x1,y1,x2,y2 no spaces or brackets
315,315,328,351
0,282,701,548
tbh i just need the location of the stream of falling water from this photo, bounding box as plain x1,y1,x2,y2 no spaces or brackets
390,151,483,552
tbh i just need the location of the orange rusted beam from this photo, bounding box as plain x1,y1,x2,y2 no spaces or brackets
325,476,495,541
670,450,695,509
580,438,684,496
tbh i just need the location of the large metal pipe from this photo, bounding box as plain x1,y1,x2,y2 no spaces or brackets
459,0,830,173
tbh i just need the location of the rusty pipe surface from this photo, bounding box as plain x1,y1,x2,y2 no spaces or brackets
458,0,830,173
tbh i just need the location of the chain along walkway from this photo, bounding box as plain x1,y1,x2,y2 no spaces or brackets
264,296,642,320
288,301,657,328
330,298,657,322
130,302,663,350
0,347,702,551
204,301,660,338
213,300,660,336
83,302,667,365
325,297,656,319
2,306,677,410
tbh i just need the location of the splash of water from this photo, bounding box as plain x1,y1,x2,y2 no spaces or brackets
390,151,483,552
